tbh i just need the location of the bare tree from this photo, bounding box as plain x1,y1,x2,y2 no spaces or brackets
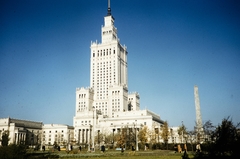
202,120,215,141
187,130,195,152
177,124,187,144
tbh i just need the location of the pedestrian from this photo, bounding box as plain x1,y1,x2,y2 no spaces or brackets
79,146,82,152
68,144,71,151
101,145,105,153
121,145,124,153
42,145,45,151
196,143,201,153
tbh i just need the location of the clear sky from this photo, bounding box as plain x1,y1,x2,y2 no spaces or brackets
1,0,240,130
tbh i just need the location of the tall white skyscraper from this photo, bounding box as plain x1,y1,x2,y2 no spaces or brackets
73,1,163,146
90,4,128,117
74,1,134,120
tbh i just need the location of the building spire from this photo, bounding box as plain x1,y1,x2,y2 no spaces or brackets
107,0,111,16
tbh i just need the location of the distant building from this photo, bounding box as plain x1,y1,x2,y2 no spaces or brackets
0,118,74,147
41,124,74,146
0,117,42,145
169,127,181,144
73,1,164,148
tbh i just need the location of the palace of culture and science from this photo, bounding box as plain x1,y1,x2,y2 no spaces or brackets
73,2,164,145
0,1,166,147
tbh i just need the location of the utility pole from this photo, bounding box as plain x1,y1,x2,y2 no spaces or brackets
92,106,95,152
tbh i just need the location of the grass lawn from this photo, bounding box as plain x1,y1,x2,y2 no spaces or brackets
33,149,194,159
71,156,182,159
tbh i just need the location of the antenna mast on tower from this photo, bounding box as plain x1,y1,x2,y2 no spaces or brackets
107,0,111,15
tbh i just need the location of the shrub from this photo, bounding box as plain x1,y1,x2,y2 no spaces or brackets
0,144,27,159
194,117,240,159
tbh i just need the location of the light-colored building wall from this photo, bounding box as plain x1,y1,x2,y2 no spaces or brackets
169,127,182,144
41,124,74,146
128,92,140,111
0,118,42,146
75,87,94,114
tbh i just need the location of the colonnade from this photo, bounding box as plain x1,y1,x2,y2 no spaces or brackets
77,128,92,144
14,132,26,144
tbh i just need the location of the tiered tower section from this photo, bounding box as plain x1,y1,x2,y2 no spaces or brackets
90,9,128,117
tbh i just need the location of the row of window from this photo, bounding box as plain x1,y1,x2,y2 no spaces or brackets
78,108,86,112
112,109,120,112
79,94,86,98
112,90,120,95
43,134,64,138
92,49,116,57
79,120,92,125
102,30,113,35
42,137,64,142
43,130,64,133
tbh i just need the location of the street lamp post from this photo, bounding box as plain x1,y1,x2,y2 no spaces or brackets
113,128,115,148
98,130,100,145
135,120,139,151
181,121,183,144
88,127,91,152
92,106,95,152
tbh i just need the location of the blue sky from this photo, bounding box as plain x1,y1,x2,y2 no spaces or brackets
1,0,240,130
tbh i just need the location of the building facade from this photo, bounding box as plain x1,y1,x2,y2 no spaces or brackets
73,2,164,148
0,118,74,147
0,118,42,146
41,124,74,146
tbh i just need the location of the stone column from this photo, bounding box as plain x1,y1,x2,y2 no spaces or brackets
23,133,26,145
14,133,18,144
86,129,89,143
78,129,81,144
20,133,22,144
17,133,20,144
82,129,85,143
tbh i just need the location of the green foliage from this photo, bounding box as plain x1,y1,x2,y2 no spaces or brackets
210,117,240,157
1,130,9,146
203,120,215,135
194,117,240,159
0,144,27,159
